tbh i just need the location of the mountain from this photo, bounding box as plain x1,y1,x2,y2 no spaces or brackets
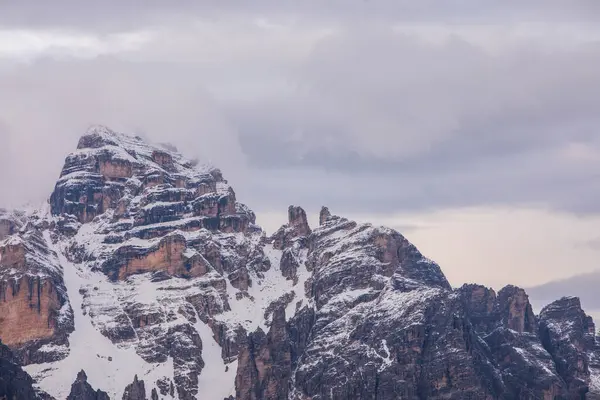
1,125,600,399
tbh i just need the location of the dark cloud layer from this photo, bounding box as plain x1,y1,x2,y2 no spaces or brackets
527,270,600,312
1,2,600,219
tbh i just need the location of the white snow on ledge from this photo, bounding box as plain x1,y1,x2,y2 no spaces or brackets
24,232,177,400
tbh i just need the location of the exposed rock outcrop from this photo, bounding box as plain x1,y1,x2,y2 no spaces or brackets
318,206,331,226
236,307,291,400
50,125,255,232
539,296,598,398
0,226,73,365
0,339,40,400
4,126,600,400
102,234,209,281
271,206,311,250
459,284,566,399
122,375,146,400
67,370,110,400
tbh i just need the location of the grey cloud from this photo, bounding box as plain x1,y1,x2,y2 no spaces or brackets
526,270,600,312
0,56,246,208
574,238,600,251
1,9,600,219
3,0,600,31
223,28,600,215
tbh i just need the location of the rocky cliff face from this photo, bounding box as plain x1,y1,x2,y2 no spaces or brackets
0,210,73,366
539,296,600,398
2,125,600,400
0,339,41,400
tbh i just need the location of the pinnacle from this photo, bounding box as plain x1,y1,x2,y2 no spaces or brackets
76,370,88,382
319,206,331,226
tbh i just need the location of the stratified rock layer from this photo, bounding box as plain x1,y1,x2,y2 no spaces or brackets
1,126,599,400
0,215,73,365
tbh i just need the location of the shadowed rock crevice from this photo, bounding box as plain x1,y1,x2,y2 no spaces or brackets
235,307,292,400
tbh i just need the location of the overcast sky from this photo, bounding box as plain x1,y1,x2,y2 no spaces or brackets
2,1,600,294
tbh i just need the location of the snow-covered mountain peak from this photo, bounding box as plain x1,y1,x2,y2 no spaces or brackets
1,126,600,399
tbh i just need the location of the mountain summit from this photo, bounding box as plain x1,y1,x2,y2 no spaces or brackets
1,126,600,399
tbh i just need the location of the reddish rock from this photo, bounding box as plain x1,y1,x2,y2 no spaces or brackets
497,285,537,334
0,276,62,348
271,205,311,250
235,307,291,400
102,234,210,281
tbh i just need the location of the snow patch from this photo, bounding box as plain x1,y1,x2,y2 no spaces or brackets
24,232,177,400
193,310,237,399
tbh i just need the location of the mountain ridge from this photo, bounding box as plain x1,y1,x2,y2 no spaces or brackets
1,125,599,399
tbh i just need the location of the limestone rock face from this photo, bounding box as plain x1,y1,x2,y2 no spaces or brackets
0,276,61,348
67,370,110,400
497,285,537,333
459,284,566,399
0,222,73,365
539,297,599,398
50,125,255,231
235,307,291,400
270,205,311,250
101,234,209,281
4,126,600,400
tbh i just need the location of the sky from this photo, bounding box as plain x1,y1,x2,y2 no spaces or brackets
2,1,600,298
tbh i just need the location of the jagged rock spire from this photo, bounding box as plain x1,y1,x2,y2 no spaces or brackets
122,375,147,400
67,369,110,400
76,370,88,382
287,205,311,236
319,206,331,226
271,205,311,250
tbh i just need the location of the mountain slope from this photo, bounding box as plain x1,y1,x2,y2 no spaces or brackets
1,126,599,399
